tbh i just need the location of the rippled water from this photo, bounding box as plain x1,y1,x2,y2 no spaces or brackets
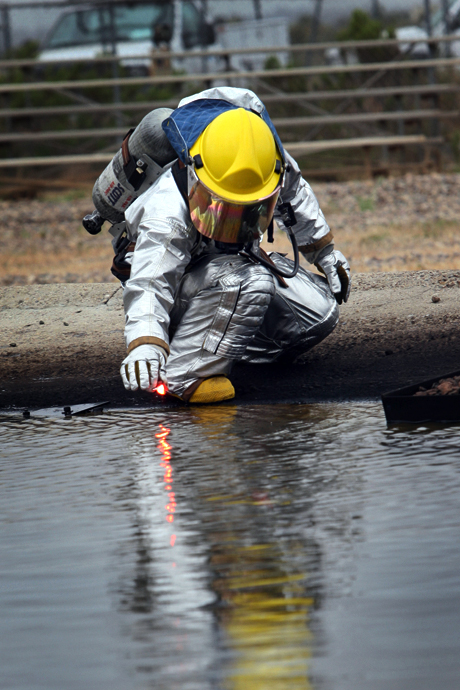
1,403,460,690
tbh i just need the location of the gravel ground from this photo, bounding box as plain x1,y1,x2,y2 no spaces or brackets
3,171,460,286
3,194,117,286
316,172,460,272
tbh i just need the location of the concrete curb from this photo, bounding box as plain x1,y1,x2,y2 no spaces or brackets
1,270,459,410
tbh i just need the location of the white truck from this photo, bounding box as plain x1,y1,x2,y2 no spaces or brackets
38,1,290,75
215,17,290,71
38,0,216,73
395,0,460,59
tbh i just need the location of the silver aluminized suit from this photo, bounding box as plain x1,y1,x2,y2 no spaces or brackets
122,88,340,400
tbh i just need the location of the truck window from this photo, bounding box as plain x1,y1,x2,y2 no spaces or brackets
45,4,174,49
182,1,204,49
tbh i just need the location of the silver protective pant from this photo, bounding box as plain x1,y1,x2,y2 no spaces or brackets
164,252,339,398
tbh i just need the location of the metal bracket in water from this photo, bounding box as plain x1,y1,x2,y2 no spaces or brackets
23,402,109,418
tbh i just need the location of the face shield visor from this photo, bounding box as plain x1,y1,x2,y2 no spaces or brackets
187,166,281,245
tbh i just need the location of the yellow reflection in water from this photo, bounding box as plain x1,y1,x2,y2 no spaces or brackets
214,544,314,690
190,404,239,437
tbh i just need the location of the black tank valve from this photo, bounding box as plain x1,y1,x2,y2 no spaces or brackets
82,210,105,235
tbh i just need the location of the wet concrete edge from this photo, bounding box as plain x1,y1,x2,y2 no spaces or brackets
1,270,459,412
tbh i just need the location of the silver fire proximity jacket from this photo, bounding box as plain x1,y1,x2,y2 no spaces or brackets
122,87,334,357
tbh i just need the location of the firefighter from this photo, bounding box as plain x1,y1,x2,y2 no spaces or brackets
119,87,350,403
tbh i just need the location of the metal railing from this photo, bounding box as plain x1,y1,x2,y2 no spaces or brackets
0,35,457,183
0,33,458,69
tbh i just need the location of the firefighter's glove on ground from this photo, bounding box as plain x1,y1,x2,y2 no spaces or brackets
315,248,351,305
120,344,167,392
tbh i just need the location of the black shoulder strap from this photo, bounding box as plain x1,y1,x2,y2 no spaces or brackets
171,160,189,206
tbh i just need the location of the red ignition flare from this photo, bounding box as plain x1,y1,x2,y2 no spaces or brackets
155,383,168,396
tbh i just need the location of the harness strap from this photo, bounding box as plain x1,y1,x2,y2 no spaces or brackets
258,247,288,288
121,128,135,166
171,159,189,205
121,128,146,191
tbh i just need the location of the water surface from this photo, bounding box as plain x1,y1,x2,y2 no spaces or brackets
1,403,460,690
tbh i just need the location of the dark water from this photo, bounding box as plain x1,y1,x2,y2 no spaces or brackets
1,403,460,690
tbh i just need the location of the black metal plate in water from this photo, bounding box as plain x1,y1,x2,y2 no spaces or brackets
381,370,460,424
24,402,110,418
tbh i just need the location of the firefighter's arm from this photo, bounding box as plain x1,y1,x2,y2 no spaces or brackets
275,151,350,303
121,175,197,389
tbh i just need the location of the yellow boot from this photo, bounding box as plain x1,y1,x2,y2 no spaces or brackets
188,376,235,404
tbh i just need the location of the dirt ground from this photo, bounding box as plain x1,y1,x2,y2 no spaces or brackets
2,171,460,411
3,172,460,285
1,268,460,411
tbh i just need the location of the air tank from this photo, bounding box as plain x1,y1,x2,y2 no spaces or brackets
89,107,177,226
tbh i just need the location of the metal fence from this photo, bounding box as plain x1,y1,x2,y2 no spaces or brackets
0,34,459,189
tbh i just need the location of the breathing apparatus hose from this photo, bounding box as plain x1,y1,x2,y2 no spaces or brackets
244,224,300,280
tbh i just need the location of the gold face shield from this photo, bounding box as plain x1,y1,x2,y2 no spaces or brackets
187,166,281,245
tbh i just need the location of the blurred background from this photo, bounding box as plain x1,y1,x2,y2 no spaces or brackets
0,1,435,47
1,0,460,284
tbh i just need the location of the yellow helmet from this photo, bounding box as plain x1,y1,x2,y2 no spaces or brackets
189,108,283,203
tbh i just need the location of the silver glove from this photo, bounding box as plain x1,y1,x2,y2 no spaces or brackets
120,344,167,392
315,248,351,305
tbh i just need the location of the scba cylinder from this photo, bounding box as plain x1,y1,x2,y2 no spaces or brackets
92,107,177,224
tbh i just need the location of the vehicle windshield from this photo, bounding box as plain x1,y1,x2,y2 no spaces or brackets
45,4,174,48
